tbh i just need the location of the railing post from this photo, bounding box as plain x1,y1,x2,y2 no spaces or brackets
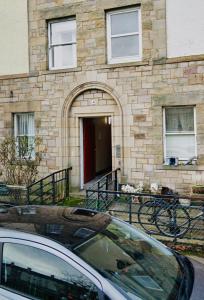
26,186,30,205
85,189,88,207
65,168,70,199
129,196,132,224
105,176,108,205
105,176,108,190
97,181,100,210
114,169,118,201
52,173,56,204
40,180,44,204
114,169,118,191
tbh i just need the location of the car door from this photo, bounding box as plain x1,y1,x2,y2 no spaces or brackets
0,238,104,300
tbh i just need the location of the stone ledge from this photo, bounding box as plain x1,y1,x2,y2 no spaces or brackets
0,73,30,80
157,165,199,171
41,67,82,75
98,61,149,70
153,54,204,65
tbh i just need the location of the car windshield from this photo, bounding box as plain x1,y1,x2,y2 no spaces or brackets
74,219,182,300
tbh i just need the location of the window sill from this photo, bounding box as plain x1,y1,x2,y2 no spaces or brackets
98,60,149,70
41,67,82,75
157,165,199,171
13,158,38,165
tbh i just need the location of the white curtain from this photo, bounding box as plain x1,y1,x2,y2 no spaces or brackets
15,113,35,158
16,113,35,136
166,107,194,132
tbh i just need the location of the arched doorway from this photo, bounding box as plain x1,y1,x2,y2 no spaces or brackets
62,82,123,189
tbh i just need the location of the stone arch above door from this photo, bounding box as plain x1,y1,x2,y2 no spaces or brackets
61,82,123,188
70,88,119,116
62,81,123,116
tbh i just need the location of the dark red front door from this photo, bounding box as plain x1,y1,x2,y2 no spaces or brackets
83,118,95,183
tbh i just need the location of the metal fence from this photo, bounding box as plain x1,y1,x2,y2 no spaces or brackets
0,168,72,206
85,189,204,243
26,167,72,205
85,168,120,210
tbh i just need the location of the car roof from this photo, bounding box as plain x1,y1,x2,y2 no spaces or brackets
0,205,111,249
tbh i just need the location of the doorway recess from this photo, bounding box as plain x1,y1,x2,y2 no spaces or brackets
82,117,112,185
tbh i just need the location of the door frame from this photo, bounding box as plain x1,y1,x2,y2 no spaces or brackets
80,118,84,189
80,115,113,190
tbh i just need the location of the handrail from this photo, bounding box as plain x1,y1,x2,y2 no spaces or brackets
93,168,120,187
87,168,120,192
27,167,72,188
85,168,120,211
85,189,178,199
27,167,72,204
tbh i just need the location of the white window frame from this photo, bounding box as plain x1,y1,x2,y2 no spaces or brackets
48,18,77,70
14,112,35,159
163,106,197,162
106,7,142,64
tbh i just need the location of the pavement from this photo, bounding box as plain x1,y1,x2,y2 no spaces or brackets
188,256,204,299
188,255,204,265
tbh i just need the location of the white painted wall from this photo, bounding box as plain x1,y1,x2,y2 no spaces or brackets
0,0,29,75
166,0,204,58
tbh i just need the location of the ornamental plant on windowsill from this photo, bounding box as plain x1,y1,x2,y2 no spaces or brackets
0,136,45,186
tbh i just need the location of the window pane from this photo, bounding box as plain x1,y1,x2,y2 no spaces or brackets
51,20,76,44
166,135,195,159
15,113,35,158
17,136,35,158
53,44,76,68
111,10,139,35
166,107,194,132
2,243,99,300
111,35,139,58
16,113,34,136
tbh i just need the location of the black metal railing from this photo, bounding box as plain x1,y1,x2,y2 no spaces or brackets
85,168,120,210
86,188,204,242
26,167,72,205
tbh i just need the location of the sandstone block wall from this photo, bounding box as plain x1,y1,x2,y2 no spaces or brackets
0,0,204,193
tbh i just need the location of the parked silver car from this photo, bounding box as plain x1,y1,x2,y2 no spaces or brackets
0,205,202,300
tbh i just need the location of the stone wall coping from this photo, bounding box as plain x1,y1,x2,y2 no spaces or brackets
7,185,27,190
1,54,204,81
154,54,204,65
0,73,30,80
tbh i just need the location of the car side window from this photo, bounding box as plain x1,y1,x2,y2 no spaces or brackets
1,243,100,300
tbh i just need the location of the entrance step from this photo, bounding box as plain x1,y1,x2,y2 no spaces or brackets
69,190,86,199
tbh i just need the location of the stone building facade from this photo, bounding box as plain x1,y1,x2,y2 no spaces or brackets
1,0,204,193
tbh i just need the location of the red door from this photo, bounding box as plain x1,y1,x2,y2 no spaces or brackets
83,118,95,183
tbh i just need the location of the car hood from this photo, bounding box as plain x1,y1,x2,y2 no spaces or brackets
189,258,204,300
